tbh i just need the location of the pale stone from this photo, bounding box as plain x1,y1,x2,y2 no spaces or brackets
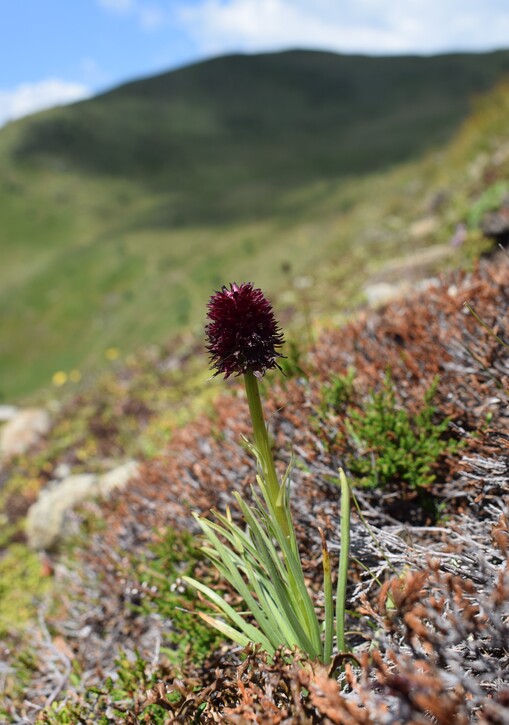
0,408,50,459
364,282,406,307
53,462,72,480
0,405,17,422
26,474,99,550
99,461,140,497
410,217,437,240
26,462,140,550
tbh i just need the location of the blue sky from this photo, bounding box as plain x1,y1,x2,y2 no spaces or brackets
2,0,509,125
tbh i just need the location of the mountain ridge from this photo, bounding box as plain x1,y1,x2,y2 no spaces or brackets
13,48,509,185
2,48,509,399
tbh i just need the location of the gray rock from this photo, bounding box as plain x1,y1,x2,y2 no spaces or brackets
99,461,140,497
364,282,407,307
53,462,72,480
26,474,99,550
0,405,17,422
26,461,140,550
0,408,50,459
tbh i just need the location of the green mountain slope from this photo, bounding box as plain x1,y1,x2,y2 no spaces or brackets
2,49,509,399
12,50,509,220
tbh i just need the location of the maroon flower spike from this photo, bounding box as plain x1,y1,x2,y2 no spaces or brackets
206,282,285,379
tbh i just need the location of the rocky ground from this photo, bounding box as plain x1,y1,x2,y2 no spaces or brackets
1,250,508,723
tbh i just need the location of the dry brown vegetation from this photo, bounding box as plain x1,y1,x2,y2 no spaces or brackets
2,253,507,723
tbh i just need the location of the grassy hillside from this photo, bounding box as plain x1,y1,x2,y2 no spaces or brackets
1,52,509,722
2,243,508,721
2,49,509,399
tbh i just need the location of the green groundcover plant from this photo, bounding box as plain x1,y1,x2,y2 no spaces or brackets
184,283,351,665
346,373,458,491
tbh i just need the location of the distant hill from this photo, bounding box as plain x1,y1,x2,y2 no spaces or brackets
11,49,509,222
2,48,509,398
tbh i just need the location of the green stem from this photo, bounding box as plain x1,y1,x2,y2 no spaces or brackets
336,469,350,654
319,528,334,664
244,370,290,539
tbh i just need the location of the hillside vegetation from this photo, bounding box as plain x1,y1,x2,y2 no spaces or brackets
1,54,509,723
2,49,509,398
2,229,508,723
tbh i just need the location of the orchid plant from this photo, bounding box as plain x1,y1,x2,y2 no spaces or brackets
183,283,350,664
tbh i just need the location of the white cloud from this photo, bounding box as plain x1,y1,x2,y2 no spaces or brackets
0,80,91,127
178,0,509,56
97,0,134,13
139,6,166,30
98,0,166,29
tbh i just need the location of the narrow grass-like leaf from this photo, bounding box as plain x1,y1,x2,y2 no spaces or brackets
233,496,320,656
258,504,321,654
194,520,284,647
195,506,306,650
319,527,334,664
256,526,320,655
336,469,351,654
183,576,274,652
464,302,509,348
242,559,299,648
197,613,253,648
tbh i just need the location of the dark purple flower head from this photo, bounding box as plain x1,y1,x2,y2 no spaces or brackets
206,282,285,379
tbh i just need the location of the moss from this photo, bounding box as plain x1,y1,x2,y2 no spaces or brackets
37,529,223,723
139,380,219,458
0,646,41,720
39,649,173,724
135,528,224,666
0,543,51,637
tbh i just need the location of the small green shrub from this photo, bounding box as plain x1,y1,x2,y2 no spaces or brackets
467,180,509,229
346,374,459,490
40,649,171,724
279,339,307,379
320,368,356,413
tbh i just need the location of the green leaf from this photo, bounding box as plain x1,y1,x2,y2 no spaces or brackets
182,576,274,653
197,612,252,648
